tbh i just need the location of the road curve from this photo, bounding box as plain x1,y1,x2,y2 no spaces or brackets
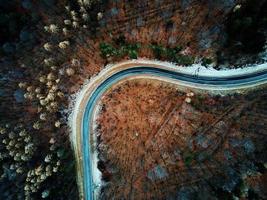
70,60,267,200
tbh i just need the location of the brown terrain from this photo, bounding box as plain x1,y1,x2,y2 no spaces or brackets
95,79,267,200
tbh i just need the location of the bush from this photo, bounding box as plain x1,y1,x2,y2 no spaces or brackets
100,41,141,59
149,44,194,66
99,42,119,58
202,58,213,66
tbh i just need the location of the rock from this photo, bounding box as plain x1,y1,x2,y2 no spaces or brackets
185,97,191,103
242,139,255,154
195,134,209,148
147,165,168,181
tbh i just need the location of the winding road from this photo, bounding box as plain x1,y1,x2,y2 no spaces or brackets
70,60,267,200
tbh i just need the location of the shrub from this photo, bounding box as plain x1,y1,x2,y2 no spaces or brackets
100,42,119,58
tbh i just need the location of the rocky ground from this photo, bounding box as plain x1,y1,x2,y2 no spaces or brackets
96,79,267,200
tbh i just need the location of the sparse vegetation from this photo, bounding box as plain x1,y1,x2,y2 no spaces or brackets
100,40,195,65
100,41,141,59
201,57,214,66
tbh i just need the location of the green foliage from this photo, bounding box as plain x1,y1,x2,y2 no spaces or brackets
183,151,195,167
149,44,194,66
174,54,195,66
128,50,138,59
123,43,141,59
99,42,120,58
184,155,194,166
149,44,165,59
100,39,194,65
202,57,213,66
100,41,141,59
